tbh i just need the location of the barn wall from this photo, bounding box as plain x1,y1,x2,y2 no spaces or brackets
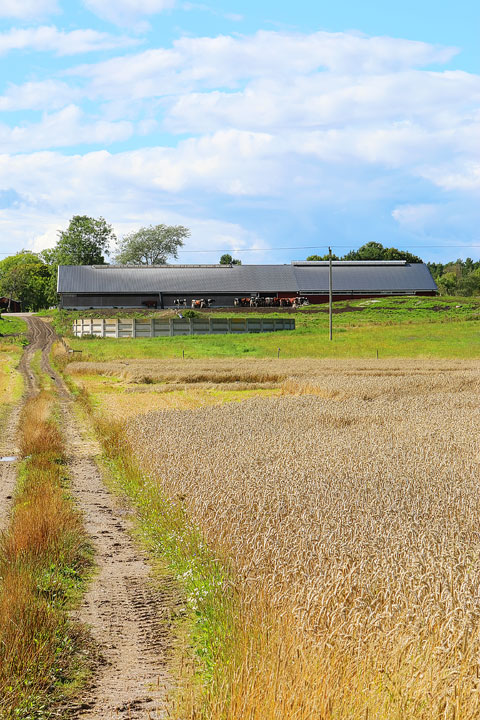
61,293,159,309
61,289,438,309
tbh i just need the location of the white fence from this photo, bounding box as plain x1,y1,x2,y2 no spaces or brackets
73,317,295,338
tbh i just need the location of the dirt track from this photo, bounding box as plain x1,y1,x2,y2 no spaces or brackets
5,317,175,719
0,314,54,532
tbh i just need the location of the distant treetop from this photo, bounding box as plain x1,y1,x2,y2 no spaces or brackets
307,242,422,264
219,253,242,265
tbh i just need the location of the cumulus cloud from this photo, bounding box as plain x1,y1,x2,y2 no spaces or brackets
70,30,458,100
0,26,139,56
0,81,80,111
83,0,176,25
0,0,58,19
0,106,133,153
392,204,439,230
0,27,478,261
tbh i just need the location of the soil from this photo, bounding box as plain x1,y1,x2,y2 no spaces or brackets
11,317,179,719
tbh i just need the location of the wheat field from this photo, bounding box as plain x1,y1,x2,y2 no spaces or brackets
67,355,480,717
105,359,479,718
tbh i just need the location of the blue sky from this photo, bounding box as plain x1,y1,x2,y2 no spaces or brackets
0,0,478,264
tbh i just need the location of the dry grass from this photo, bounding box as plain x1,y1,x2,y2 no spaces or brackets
0,393,90,717
119,358,480,719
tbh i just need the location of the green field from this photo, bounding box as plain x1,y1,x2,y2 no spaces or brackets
0,315,27,339
54,296,480,360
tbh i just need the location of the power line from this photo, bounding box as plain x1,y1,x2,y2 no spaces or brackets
177,244,480,253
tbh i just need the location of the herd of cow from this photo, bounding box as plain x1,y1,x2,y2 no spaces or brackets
172,295,310,309
235,295,310,308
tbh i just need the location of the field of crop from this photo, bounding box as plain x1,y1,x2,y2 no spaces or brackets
66,352,480,718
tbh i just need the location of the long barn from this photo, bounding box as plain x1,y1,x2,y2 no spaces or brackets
57,261,437,309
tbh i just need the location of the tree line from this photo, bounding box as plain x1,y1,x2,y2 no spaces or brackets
307,242,480,297
0,223,478,311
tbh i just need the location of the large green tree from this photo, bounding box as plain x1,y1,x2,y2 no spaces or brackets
0,251,50,311
114,224,190,265
39,215,116,305
56,215,115,265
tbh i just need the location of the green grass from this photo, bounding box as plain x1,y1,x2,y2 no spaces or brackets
60,295,480,360
0,315,28,341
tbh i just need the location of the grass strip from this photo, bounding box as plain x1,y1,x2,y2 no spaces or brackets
0,391,92,719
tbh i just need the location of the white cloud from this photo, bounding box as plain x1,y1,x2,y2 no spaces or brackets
392,204,439,230
165,70,480,134
0,28,477,262
0,0,58,19
419,163,480,191
0,106,133,152
84,0,176,25
0,26,139,56
70,30,458,101
0,81,80,111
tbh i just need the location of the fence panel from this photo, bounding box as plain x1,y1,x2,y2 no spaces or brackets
73,317,295,337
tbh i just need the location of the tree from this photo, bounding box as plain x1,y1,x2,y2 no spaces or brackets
457,268,480,296
437,272,457,295
56,215,115,265
0,251,50,311
219,253,242,265
114,224,189,265
306,253,340,261
342,242,422,263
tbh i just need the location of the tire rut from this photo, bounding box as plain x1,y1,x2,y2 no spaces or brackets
20,317,179,720
0,314,50,532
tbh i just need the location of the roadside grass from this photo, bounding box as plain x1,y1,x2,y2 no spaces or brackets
0,391,92,718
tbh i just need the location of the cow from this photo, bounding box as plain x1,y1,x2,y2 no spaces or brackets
173,298,187,307
191,298,216,308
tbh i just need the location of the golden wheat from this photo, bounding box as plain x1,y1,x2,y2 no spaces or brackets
115,359,480,717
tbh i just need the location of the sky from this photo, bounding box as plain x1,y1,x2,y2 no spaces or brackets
0,0,478,264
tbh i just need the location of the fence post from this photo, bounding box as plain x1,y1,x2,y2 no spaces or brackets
102,318,105,337
132,319,136,339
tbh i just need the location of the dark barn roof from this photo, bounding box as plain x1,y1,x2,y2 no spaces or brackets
58,261,438,296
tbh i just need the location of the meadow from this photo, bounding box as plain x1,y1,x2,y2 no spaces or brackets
57,296,480,360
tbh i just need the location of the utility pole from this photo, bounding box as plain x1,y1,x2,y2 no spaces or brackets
328,246,333,341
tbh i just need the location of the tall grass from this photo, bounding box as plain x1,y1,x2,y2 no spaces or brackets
0,392,91,718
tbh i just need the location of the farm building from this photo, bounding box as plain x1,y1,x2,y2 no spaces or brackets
57,261,438,309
